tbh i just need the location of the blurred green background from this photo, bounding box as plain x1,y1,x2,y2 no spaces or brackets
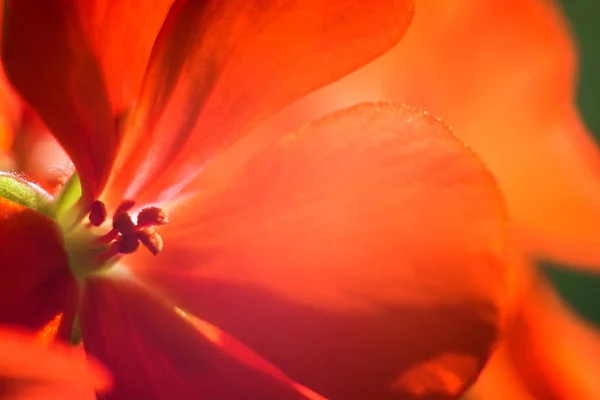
544,1,600,324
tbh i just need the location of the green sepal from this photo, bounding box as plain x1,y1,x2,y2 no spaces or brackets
0,172,52,215
53,173,82,228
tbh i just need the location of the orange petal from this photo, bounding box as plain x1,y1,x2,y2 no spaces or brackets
0,113,12,154
506,274,600,399
104,0,415,207
0,197,77,340
80,277,311,399
261,0,600,268
0,75,19,162
131,104,508,399
74,0,174,113
0,326,111,399
0,0,21,154
0,71,19,153
36,313,63,346
470,263,600,399
466,344,536,400
2,0,117,205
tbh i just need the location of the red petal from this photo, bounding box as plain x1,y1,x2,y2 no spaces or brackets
0,327,111,399
2,0,117,204
131,104,508,399
0,197,77,340
74,0,175,113
261,0,600,268
80,277,310,399
104,0,415,206
179,312,327,400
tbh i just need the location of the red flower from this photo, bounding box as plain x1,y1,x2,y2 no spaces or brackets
0,1,509,398
0,326,111,398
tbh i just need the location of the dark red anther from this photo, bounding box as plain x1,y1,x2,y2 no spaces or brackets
115,199,136,215
117,233,140,254
137,207,169,227
94,200,169,262
89,200,107,226
112,212,136,234
137,228,164,255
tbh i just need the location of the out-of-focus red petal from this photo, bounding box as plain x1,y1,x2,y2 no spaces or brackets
74,0,174,113
505,273,600,399
2,0,117,205
470,260,600,400
9,114,73,196
0,1,20,155
0,71,19,154
104,0,415,207
80,277,310,399
0,75,19,162
0,112,12,154
131,104,508,399
0,327,111,399
466,344,536,400
36,314,63,346
0,197,77,340
261,0,600,269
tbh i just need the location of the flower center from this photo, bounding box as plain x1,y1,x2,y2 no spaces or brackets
64,199,168,280
88,200,168,260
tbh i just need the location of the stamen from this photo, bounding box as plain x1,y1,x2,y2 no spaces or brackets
137,207,169,227
118,233,140,254
98,241,120,263
88,199,168,262
113,212,136,234
115,199,136,215
137,227,164,255
88,200,107,226
97,228,119,245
